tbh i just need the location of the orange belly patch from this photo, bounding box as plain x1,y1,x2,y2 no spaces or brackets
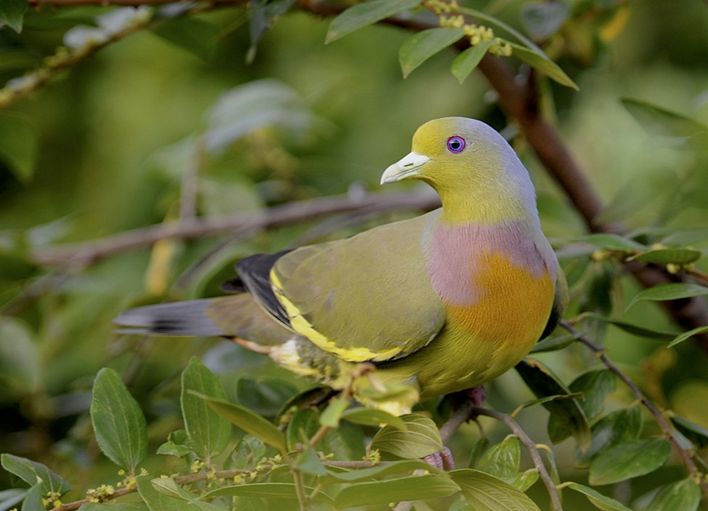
446,251,554,346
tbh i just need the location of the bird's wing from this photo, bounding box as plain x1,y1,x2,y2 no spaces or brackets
266,211,446,363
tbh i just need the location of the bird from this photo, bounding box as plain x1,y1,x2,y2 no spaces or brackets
115,117,565,416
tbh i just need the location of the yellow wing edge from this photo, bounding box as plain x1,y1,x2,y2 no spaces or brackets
269,269,403,362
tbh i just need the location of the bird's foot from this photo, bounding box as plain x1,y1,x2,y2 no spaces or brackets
423,446,455,470
465,385,487,419
231,337,272,355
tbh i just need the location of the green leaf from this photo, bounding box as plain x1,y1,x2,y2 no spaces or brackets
508,42,577,89
583,406,643,462
79,502,147,511
204,482,322,500
180,358,231,460
324,459,434,482
295,445,327,476
136,476,203,511
515,359,591,449
667,326,708,348
0,488,27,511
0,0,27,33
90,368,148,471
589,438,671,485
450,469,541,511
513,469,539,492
153,17,218,61
568,370,617,421
586,315,676,340
521,1,569,40
323,421,366,460
190,392,287,455
529,333,578,353
574,233,645,252
19,484,44,511
334,474,460,508
625,283,708,311
477,435,520,483
0,114,38,182
670,415,708,448
451,40,494,84
630,248,702,265
621,98,708,143
156,430,192,458
399,28,464,78
645,479,701,511
319,397,350,428
0,318,40,395
326,0,422,43
342,407,407,431
563,482,632,511
370,413,443,458
286,407,320,451
1,454,70,495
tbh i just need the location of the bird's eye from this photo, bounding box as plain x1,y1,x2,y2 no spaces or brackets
446,135,466,154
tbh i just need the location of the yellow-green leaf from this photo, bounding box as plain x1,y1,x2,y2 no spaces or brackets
370,413,443,458
667,326,708,348
180,358,231,461
509,43,577,89
564,482,632,511
451,469,541,511
326,0,422,43
399,28,464,78
1,454,70,495
342,407,407,430
629,248,702,265
626,283,708,311
645,479,701,511
515,358,591,449
91,368,148,471
451,40,494,84
0,0,27,33
589,438,671,485
191,392,286,455
334,474,459,508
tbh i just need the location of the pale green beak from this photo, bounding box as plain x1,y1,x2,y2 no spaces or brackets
380,152,430,185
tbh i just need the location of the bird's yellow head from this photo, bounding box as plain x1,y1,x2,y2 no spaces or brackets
381,117,537,223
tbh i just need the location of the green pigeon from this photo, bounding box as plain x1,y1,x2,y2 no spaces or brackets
116,117,566,414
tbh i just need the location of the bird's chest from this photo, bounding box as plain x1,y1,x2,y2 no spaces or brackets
425,222,554,343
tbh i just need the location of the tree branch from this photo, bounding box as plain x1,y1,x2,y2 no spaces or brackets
30,191,438,267
471,406,563,511
560,320,708,500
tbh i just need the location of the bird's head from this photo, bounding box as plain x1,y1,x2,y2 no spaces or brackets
381,117,537,223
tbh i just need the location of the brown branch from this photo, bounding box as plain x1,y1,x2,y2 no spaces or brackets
54,467,255,511
560,320,708,500
471,406,563,511
30,191,439,267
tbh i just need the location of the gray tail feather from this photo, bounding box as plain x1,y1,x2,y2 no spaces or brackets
114,299,225,337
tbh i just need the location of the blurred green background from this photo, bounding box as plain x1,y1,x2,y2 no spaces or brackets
0,0,707,509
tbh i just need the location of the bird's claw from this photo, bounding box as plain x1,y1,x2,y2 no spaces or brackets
423,446,455,470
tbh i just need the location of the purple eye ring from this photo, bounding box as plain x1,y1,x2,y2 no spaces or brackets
446,135,466,154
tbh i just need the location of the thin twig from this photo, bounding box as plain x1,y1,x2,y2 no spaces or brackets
471,406,564,511
179,139,205,222
30,191,439,267
560,320,708,500
439,399,475,444
54,467,254,511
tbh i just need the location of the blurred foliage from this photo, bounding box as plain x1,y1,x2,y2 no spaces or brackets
0,0,707,510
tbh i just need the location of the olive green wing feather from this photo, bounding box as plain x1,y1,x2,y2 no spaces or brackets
270,212,445,362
